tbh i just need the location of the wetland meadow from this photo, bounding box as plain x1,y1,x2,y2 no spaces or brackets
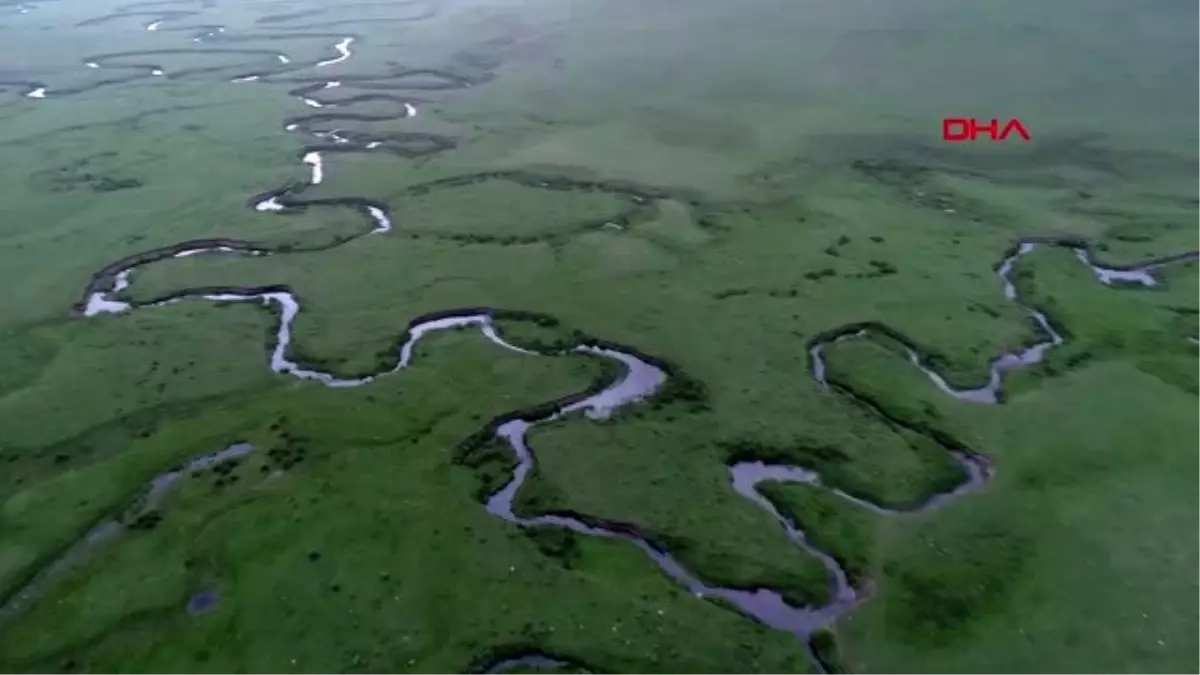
0,0,1196,672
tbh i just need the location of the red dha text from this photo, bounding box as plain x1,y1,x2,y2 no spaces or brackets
942,118,1031,142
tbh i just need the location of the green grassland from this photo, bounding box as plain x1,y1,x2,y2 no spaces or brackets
0,0,1196,672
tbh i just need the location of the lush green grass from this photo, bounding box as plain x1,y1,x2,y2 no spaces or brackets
0,0,1196,671
515,417,834,607
829,360,1198,672
388,180,638,241
0,334,809,673
756,482,881,589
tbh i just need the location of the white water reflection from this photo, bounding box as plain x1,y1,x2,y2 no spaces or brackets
397,315,489,367
302,152,323,185
254,196,285,211
366,205,392,233
1074,248,1157,286
112,269,132,292
83,293,131,317
557,346,667,419
175,246,238,258
315,37,354,67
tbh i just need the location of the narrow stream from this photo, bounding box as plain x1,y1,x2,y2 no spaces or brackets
809,241,1196,404
0,443,254,622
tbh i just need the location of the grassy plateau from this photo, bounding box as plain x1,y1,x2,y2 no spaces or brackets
0,0,1196,672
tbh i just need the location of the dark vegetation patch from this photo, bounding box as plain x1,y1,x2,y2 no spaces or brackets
126,508,163,531
966,301,1001,318
30,152,144,193
818,237,903,279
849,259,897,279
1,388,266,498
823,235,851,258
848,158,991,220
808,322,962,389
265,417,310,473
1111,231,1153,243
765,288,798,298
389,177,671,247
513,467,571,517
809,628,846,674
658,529,827,608
720,437,892,504
207,453,243,490
1137,355,1198,397
456,437,518,503
648,366,710,414
803,268,837,281
882,502,1033,647
523,329,709,415
712,285,806,297
850,158,934,186
491,312,573,353
724,439,851,486
468,643,598,674
521,527,581,568
758,482,875,587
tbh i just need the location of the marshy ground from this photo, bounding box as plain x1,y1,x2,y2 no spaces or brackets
0,0,1196,672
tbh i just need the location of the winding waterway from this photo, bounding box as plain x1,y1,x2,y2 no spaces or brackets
0,442,255,622
7,0,1199,671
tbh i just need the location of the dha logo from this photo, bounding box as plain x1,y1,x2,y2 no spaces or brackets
942,118,1031,143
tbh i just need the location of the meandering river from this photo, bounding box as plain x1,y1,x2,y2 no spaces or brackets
7,1,1197,670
